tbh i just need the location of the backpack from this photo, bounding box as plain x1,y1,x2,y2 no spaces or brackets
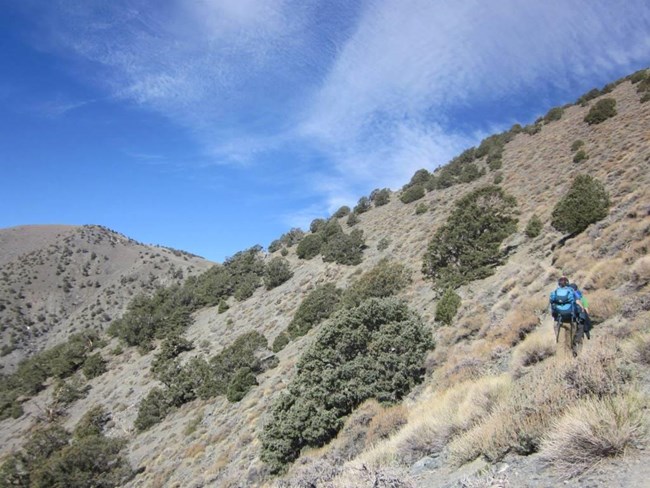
550,287,575,318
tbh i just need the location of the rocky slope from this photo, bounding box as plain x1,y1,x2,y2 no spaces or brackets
0,224,213,371
0,73,649,488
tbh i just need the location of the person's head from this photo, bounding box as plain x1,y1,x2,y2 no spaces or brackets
570,283,578,291
558,276,569,287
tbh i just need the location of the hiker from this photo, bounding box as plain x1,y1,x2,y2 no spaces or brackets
549,276,583,356
570,283,592,340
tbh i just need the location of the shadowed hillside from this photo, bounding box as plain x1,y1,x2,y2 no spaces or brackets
1,70,649,488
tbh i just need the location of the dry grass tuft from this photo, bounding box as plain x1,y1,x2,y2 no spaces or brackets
360,376,510,466
582,258,626,290
540,393,647,478
630,256,650,287
366,404,408,446
511,323,556,373
632,333,650,365
330,463,414,488
587,289,622,322
449,340,631,465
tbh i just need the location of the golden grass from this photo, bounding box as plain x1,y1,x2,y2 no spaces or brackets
540,392,648,478
360,376,510,467
448,340,630,465
510,322,556,373
366,404,408,446
582,258,627,290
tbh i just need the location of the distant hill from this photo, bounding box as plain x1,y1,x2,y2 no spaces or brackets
0,71,649,488
0,224,213,371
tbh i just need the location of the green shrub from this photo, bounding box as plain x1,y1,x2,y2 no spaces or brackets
415,202,428,215
577,88,602,106
459,162,485,181
310,218,327,233
543,106,564,123
371,188,391,206
422,186,518,290
629,69,648,84
82,353,107,379
404,169,431,188
333,206,351,218
435,289,461,325
571,139,585,152
151,334,194,377
296,234,323,260
272,332,290,352
226,367,258,402
74,405,110,439
487,156,502,171
260,298,434,472
341,259,412,309
268,239,282,253
287,284,342,339
400,185,425,204
53,377,90,406
493,173,503,184
551,175,610,234
346,212,359,227
584,98,617,125
641,93,650,103
321,229,365,266
525,214,543,238
377,237,391,251
354,196,371,214
134,387,170,431
522,123,541,135
573,149,589,164
264,257,293,290
218,299,229,313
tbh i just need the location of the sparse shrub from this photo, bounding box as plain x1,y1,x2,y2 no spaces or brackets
543,106,564,123
525,214,543,238
584,98,617,125
487,156,502,171
341,259,412,308
641,93,650,103
371,188,391,206
435,288,461,325
400,185,425,204
281,248,289,256
333,206,351,218
404,169,431,188
493,173,503,184
346,212,359,227
354,196,371,214
287,283,342,339
82,353,107,379
551,175,610,234
264,257,293,290
261,298,434,472
573,150,589,164
415,202,428,215
422,186,518,290
571,139,585,152
366,404,408,445
522,123,541,135
377,237,390,251
218,299,229,313
296,234,323,260
272,331,290,352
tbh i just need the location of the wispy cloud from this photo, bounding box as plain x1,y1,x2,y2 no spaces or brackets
20,0,650,224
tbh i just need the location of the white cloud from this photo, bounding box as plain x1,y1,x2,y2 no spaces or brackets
23,0,650,219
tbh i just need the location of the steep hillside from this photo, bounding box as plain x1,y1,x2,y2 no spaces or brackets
0,225,213,370
0,72,649,488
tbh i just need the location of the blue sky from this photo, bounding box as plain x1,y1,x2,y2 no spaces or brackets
1,0,649,262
